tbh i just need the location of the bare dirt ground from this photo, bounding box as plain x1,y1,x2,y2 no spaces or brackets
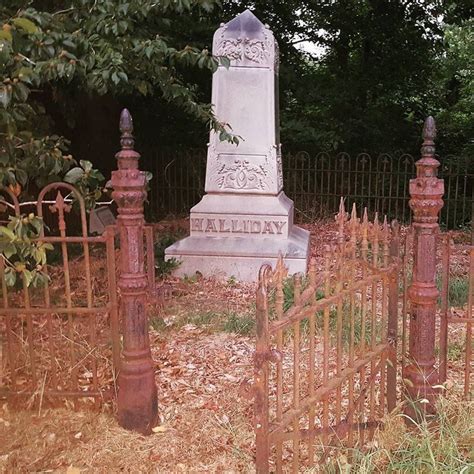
0,219,471,473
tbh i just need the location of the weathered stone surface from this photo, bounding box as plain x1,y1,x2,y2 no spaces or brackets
89,206,116,235
205,9,281,195
165,10,310,281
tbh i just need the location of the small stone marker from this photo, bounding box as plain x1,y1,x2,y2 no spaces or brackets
165,10,310,281
89,206,116,235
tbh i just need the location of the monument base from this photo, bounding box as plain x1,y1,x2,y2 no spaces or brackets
165,192,310,281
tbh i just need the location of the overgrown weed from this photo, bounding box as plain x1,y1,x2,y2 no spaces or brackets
151,309,255,336
153,231,184,278
321,398,473,473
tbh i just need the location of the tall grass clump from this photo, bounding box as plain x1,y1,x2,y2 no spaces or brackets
323,398,473,473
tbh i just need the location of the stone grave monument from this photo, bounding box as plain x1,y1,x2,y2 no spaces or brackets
165,10,310,281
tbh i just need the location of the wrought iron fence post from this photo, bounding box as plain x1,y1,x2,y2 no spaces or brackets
112,109,158,433
255,264,271,474
403,116,444,417
387,220,400,412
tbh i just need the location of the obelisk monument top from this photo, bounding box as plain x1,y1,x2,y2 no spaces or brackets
165,11,310,281
214,9,277,70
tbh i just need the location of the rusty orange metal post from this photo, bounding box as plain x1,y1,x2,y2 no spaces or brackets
112,109,158,433
404,116,444,417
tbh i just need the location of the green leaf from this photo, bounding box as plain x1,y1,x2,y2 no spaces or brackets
4,267,16,287
79,160,93,173
23,269,33,287
12,17,38,34
64,167,85,183
13,82,30,102
0,30,12,42
137,81,148,95
0,39,12,67
16,168,28,185
3,243,16,259
0,226,15,241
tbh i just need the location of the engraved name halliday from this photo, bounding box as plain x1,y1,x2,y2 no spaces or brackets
191,218,286,235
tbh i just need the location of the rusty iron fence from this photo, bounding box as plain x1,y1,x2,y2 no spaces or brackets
439,238,473,400
0,183,120,408
145,148,473,229
400,232,473,403
254,202,400,472
0,111,158,429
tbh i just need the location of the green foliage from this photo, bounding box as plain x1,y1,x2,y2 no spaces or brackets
222,311,255,336
150,307,255,335
149,314,169,332
447,341,464,363
175,309,255,335
0,213,52,287
323,399,474,473
0,0,237,208
153,231,184,278
436,273,469,308
436,18,474,160
447,276,469,307
63,159,105,209
280,0,442,152
216,1,469,157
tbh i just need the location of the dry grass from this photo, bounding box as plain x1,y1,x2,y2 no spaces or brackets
0,331,256,472
0,220,472,473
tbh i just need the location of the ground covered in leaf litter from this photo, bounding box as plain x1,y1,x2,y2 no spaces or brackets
0,219,471,472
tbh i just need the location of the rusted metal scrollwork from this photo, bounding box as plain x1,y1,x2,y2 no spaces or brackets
254,203,400,472
112,109,158,433
403,116,444,417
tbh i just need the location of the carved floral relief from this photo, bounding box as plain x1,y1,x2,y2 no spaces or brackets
216,159,268,190
215,37,271,65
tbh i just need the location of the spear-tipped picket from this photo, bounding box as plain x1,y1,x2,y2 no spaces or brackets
361,208,369,264
372,212,380,267
382,216,390,266
274,252,288,284
294,273,302,304
382,216,389,240
349,203,358,243
362,208,368,240
337,197,346,245
373,212,379,236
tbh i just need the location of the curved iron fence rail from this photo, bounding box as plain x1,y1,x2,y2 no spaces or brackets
143,149,473,229
0,184,120,408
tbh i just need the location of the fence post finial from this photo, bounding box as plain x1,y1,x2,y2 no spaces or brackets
382,215,389,239
337,197,346,243
116,108,139,170
422,116,436,142
404,116,444,420
119,108,134,150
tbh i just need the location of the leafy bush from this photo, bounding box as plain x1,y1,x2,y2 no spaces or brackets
0,1,237,209
153,231,185,278
0,213,52,287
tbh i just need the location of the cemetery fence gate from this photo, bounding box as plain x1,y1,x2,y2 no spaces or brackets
254,202,400,472
0,182,121,408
